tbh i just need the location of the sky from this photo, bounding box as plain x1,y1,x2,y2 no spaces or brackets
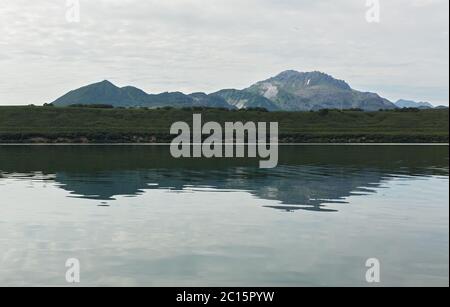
0,0,448,106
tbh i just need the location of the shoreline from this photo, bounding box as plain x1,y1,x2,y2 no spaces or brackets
1,143,448,146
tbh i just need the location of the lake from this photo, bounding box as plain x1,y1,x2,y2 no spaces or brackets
0,145,448,286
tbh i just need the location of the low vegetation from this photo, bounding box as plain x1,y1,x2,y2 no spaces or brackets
0,106,448,143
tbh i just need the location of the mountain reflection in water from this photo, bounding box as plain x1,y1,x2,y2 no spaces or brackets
0,145,448,213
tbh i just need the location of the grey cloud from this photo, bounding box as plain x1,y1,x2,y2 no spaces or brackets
0,0,448,105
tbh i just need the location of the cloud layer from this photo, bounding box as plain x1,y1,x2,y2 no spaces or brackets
0,0,448,105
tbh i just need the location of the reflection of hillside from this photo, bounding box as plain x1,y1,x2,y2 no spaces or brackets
0,145,448,213
60,165,382,211
41,164,440,212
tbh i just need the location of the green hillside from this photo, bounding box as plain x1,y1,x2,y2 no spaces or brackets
0,106,448,143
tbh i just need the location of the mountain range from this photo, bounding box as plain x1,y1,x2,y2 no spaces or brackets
52,70,416,111
394,99,434,109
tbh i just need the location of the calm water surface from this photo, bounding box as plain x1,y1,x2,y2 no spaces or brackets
0,145,448,286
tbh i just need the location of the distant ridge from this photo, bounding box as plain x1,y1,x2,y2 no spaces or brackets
52,71,400,111
395,99,434,109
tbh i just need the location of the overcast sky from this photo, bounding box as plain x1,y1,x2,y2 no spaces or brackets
0,0,448,106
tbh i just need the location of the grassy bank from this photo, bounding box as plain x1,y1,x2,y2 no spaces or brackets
0,106,448,143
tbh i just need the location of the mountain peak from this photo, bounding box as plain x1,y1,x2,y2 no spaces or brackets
275,70,326,78
96,80,117,87
275,70,302,78
242,70,395,111
268,70,351,90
